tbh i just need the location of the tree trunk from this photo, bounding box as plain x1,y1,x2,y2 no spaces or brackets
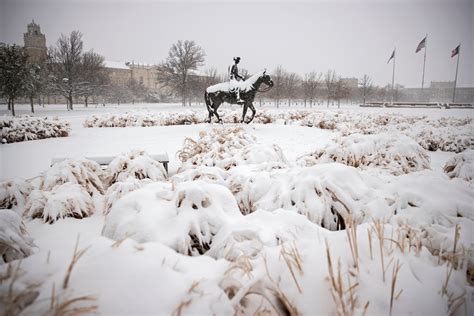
68,93,74,110
30,96,35,113
11,98,15,116
85,96,88,108
7,98,11,111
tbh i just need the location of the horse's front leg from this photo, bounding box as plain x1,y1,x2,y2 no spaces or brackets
246,103,256,124
241,103,249,123
214,104,223,124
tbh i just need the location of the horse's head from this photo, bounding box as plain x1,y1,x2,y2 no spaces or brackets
260,70,273,87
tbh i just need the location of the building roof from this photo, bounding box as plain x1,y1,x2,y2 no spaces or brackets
104,60,130,70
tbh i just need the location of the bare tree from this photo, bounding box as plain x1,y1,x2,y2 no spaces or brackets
283,72,300,107
0,43,29,116
156,40,205,107
24,62,47,113
334,78,350,107
80,50,108,107
325,70,337,107
359,74,373,105
302,72,322,107
48,31,85,110
269,66,285,108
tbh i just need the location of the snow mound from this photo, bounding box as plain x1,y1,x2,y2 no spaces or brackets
103,178,153,215
102,181,242,255
24,183,94,223
0,209,35,263
298,133,430,175
443,150,474,181
0,180,33,212
0,115,70,143
102,149,167,187
178,127,287,171
39,158,104,196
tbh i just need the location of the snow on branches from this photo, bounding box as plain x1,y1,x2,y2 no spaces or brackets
0,116,70,144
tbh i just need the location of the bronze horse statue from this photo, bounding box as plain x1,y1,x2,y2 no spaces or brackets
204,70,273,124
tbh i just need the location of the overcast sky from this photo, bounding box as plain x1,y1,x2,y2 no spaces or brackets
1,0,472,87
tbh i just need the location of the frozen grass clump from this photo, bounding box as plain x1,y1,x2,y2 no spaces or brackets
102,149,167,187
443,150,474,181
0,180,33,212
0,115,70,144
24,183,94,224
102,181,242,255
0,209,35,263
178,127,287,171
39,158,104,196
411,126,473,153
103,178,153,215
298,133,430,175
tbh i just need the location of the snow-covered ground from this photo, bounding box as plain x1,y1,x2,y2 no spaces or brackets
1,102,473,315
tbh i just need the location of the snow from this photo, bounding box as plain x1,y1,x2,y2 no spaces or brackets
103,60,130,70
206,70,266,93
0,102,473,315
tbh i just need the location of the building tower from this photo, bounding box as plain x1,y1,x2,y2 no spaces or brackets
23,20,47,63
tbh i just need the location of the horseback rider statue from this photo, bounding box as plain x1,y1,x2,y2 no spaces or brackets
230,57,244,104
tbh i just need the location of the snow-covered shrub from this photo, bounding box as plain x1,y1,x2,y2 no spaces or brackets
0,209,35,263
102,150,167,187
83,111,207,127
0,180,33,212
298,133,430,175
228,164,372,230
0,115,70,143
178,127,287,171
443,150,474,181
39,158,104,196
103,178,153,215
411,127,473,153
24,183,94,224
102,181,243,255
171,166,229,186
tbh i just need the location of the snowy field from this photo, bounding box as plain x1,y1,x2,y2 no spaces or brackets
1,102,473,315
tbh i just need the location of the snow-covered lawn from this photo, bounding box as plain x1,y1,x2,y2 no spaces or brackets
0,103,473,315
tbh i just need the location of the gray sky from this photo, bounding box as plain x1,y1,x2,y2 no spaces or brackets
1,0,473,87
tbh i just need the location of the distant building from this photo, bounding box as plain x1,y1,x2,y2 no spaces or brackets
430,81,454,89
23,20,47,63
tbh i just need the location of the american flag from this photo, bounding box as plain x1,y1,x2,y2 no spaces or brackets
416,36,426,53
387,49,395,64
451,44,460,58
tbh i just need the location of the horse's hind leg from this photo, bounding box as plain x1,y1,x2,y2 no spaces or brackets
247,103,256,124
214,103,223,124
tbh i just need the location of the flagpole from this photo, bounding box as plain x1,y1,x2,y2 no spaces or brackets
422,34,427,91
452,45,460,103
391,48,396,103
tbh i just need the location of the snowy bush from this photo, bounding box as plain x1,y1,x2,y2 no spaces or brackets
411,126,473,153
83,111,207,127
228,164,371,230
0,209,35,263
102,181,242,255
39,158,104,196
171,166,229,186
0,115,70,143
298,133,430,175
178,127,287,171
443,150,474,181
101,149,167,187
0,180,33,212
103,178,153,215
24,183,94,224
